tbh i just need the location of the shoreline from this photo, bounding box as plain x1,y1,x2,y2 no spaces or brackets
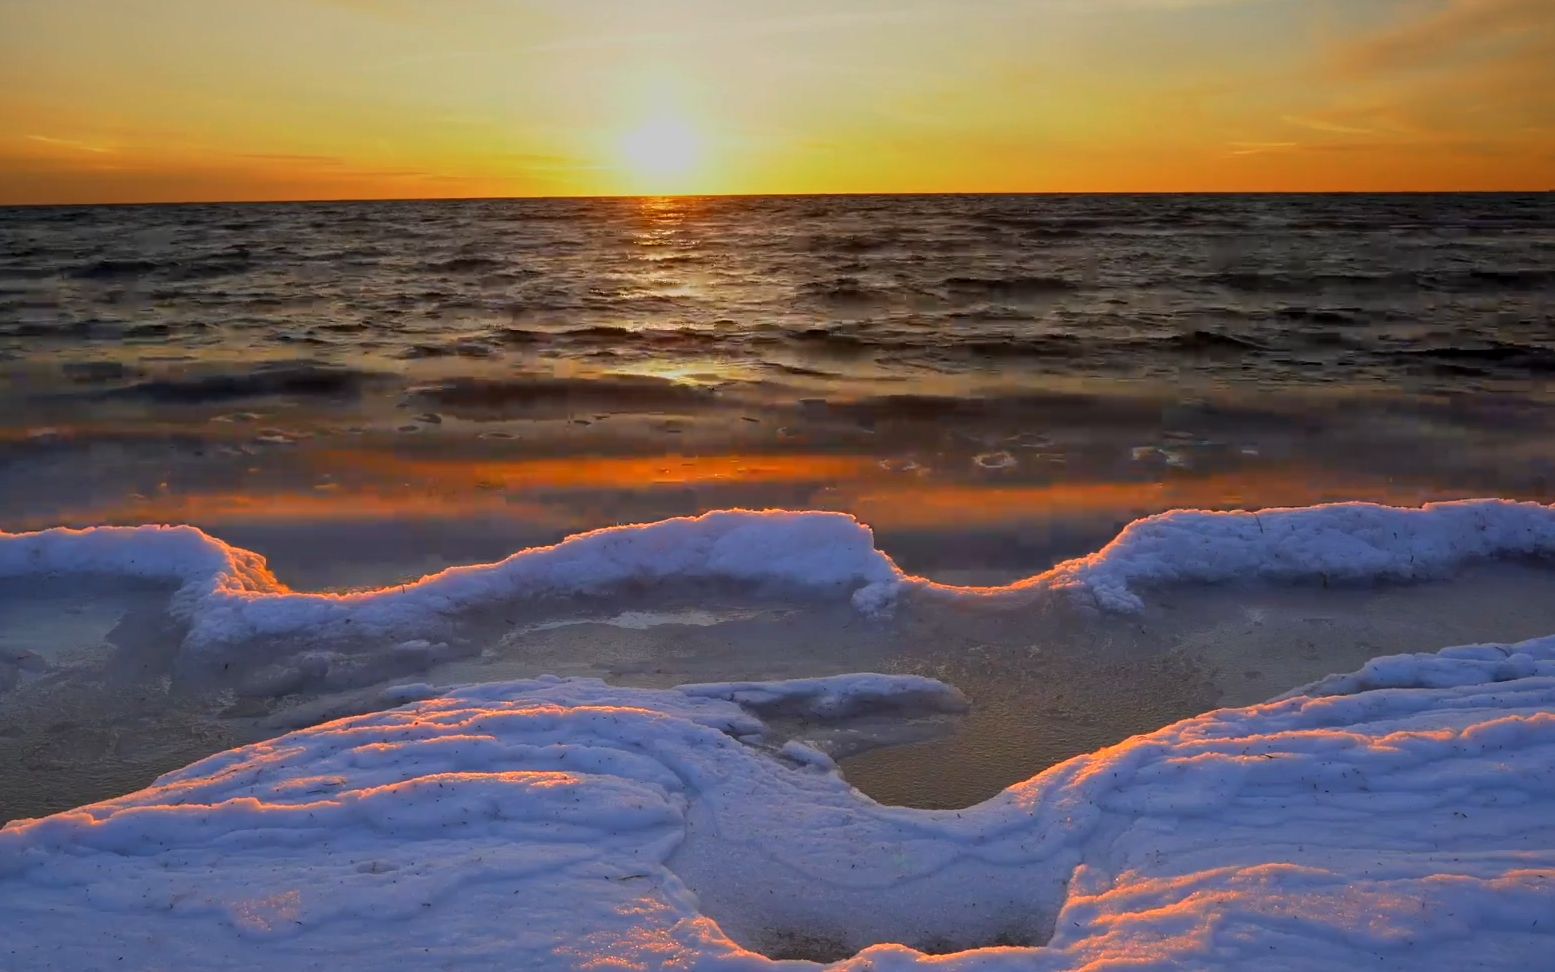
7,499,1555,822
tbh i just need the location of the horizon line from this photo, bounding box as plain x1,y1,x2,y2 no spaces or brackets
3,187,1551,209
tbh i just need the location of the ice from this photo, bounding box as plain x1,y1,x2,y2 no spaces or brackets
7,500,1555,669
5,499,1555,965
526,608,734,632
677,672,968,719
1282,633,1555,697
1033,497,1555,610
0,512,903,655
3,643,1553,968
8,502,1555,824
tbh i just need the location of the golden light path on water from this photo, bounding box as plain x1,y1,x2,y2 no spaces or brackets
22,447,1447,536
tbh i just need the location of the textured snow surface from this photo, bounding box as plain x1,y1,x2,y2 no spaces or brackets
6,500,1555,656
4,647,1553,969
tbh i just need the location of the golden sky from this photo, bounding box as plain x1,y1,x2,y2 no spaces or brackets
1,0,1551,203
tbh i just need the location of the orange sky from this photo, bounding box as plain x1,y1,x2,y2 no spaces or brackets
1,0,1551,203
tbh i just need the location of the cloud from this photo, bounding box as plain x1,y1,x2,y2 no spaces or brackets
233,152,350,165
1280,115,1376,137
1336,0,1553,75
1226,141,1299,156
24,134,112,154
1308,0,1554,164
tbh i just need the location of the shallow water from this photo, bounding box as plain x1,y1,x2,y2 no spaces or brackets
7,556,1555,822
839,562,1555,808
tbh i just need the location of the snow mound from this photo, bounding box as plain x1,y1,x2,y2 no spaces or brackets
6,500,1555,663
1281,632,1555,698
3,648,1553,968
1031,497,1555,610
0,511,904,655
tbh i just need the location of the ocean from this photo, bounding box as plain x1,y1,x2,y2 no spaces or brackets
3,193,1554,574
5,193,1553,395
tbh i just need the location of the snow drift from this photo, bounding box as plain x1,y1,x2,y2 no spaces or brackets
5,500,1555,656
3,642,1553,968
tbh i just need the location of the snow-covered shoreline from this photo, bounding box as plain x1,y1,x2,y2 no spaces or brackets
7,499,1555,655
6,500,1555,967
4,638,1553,969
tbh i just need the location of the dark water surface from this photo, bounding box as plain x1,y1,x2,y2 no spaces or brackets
5,194,1553,388
2,194,1553,578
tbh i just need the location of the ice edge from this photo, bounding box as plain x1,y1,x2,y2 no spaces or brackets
4,498,1555,652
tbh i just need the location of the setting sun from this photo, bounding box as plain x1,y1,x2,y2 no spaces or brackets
3,1,1551,201
617,116,705,193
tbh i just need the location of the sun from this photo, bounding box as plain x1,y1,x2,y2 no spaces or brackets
617,116,703,191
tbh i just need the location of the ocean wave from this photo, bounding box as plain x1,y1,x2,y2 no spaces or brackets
408,372,716,416
1272,306,1365,326
1196,267,1555,295
0,320,116,340
166,248,255,280
942,275,1079,297
986,215,1116,233
494,324,732,351
797,277,892,303
1436,268,1555,291
1396,343,1555,374
1141,329,1267,353
121,322,175,339
790,326,877,350
425,255,506,274
804,233,892,254
1196,270,1411,293
68,257,162,281
60,361,140,384
68,249,255,282
105,362,382,403
955,335,1084,358
5,500,1555,657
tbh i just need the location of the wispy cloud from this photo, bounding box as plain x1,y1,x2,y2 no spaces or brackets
1280,115,1375,137
1303,0,1555,167
233,152,349,165
1227,140,1299,157
1336,0,1553,76
25,134,112,154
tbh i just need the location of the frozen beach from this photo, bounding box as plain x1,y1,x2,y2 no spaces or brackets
3,501,1555,967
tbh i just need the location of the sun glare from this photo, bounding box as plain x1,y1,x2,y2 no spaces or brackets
617,116,703,191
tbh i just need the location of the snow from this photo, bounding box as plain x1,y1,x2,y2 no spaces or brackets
1281,634,1555,698
6,500,1555,965
7,500,1555,664
3,646,1553,969
1037,499,1555,611
0,512,901,654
